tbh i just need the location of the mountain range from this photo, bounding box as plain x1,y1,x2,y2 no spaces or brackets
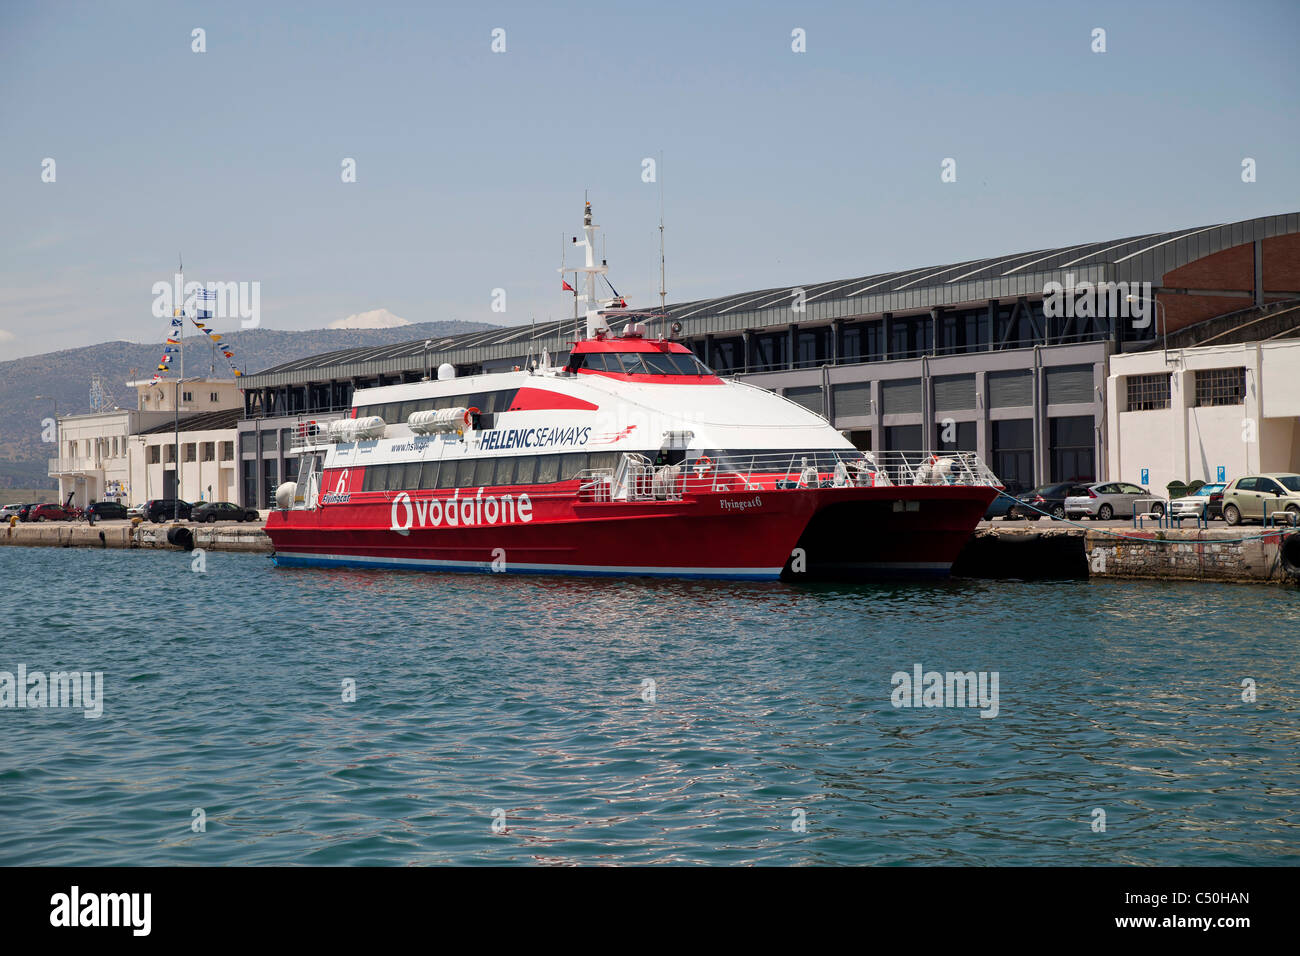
0,320,496,489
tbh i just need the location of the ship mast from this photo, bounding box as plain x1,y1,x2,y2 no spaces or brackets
561,197,611,340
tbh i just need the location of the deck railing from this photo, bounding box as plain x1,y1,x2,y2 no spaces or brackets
576,450,1000,502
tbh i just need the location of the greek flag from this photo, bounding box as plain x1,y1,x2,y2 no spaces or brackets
196,289,217,300
197,310,213,319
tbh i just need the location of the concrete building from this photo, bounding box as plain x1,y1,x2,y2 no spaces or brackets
1108,339,1300,496
50,377,242,507
132,409,241,504
234,212,1300,505
49,408,172,507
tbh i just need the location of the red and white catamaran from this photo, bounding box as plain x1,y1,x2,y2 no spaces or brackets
266,202,1000,580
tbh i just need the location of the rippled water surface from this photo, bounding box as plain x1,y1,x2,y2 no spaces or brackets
1,547,1297,865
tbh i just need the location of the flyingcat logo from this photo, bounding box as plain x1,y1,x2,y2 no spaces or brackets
50,886,151,936
320,468,354,504
720,496,763,512
390,488,534,535
479,425,591,451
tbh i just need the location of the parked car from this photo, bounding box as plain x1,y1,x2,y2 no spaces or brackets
1008,482,1091,521
1169,482,1227,521
143,499,192,523
191,501,259,523
16,503,39,522
1221,474,1300,526
1065,481,1160,520
983,490,1015,520
86,500,129,520
127,503,144,519
27,503,72,522
0,503,24,519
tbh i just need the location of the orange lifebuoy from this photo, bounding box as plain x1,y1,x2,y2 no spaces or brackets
696,456,713,474
463,406,480,427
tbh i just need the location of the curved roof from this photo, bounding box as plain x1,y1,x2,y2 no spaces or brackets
241,211,1298,389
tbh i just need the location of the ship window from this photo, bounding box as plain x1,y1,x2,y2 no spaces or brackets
456,458,477,488
536,455,560,483
437,460,457,489
403,461,423,489
639,353,679,375
473,457,494,486
616,353,650,375
559,453,588,480
361,466,378,492
662,353,704,375
515,456,537,485
494,457,517,485
420,460,441,490
588,452,619,471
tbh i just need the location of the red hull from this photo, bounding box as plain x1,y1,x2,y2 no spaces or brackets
265,483,996,580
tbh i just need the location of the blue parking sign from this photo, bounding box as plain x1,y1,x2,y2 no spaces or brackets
1216,465,1225,482
1141,468,1149,485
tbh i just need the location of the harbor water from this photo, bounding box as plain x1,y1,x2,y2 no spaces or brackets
1,547,1297,865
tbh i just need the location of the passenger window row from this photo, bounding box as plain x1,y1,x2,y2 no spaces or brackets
359,451,626,492
357,388,520,424
572,352,711,376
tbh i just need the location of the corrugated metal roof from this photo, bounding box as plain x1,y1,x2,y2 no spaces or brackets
138,407,242,435
240,212,1299,389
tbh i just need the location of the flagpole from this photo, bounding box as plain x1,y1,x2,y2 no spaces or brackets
175,254,183,522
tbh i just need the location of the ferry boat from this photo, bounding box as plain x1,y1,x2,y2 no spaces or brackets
266,202,1001,580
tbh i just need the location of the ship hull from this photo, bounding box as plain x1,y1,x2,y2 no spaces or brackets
265,484,996,581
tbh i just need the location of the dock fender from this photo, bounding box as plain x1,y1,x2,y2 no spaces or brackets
1280,532,1300,577
166,525,195,552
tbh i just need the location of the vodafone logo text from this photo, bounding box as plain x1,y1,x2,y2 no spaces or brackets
390,489,534,536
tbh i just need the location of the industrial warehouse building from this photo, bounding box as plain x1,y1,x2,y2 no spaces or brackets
234,212,1300,508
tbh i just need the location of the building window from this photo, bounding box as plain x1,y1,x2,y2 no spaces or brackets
239,431,256,455
884,424,923,451
936,420,977,453
163,445,176,464
148,446,161,464
1125,373,1171,411
992,419,1035,495
201,442,216,462
210,392,219,402
1194,367,1245,407
220,441,235,461
242,460,257,507
183,443,197,462
1049,416,1095,483
262,459,278,507
784,385,824,416
183,391,193,402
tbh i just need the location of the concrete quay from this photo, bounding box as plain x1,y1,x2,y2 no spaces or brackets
0,520,271,554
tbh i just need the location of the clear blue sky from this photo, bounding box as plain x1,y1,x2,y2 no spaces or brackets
2,0,1297,361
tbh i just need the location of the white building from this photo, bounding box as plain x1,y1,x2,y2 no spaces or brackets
1107,340,1300,495
50,377,242,507
49,408,173,507
132,409,240,504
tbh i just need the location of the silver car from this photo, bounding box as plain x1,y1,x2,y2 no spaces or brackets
1064,481,1159,520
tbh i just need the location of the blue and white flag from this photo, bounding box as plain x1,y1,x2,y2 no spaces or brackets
196,289,217,300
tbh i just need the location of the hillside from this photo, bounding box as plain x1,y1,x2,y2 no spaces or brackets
0,321,496,488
